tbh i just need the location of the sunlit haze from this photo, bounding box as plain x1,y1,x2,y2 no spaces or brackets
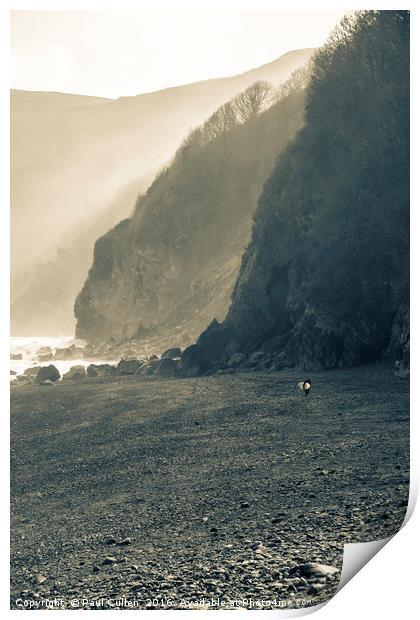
11,10,346,98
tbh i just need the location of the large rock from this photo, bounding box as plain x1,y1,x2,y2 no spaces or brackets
14,375,32,385
87,363,116,378
221,340,241,362
38,352,54,362
161,347,182,360
37,346,52,355
10,353,22,360
96,364,117,378
34,365,60,384
205,361,228,374
197,319,234,363
24,366,41,377
62,365,87,381
294,563,339,578
179,344,207,377
178,321,234,376
54,344,84,360
155,358,178,377
87,364,99,378
135,359,160,375
117,358,143,375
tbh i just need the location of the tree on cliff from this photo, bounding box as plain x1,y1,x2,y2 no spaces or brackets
174,80,277,160
75,71,310,343
196,10,409,371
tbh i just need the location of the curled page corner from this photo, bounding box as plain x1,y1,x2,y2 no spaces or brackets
338,536,392,591
338,481,417,592
260,472,416,615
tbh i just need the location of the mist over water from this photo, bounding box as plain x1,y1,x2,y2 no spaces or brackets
10,336,114,378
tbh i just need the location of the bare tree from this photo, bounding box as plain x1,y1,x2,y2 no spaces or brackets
233,81,274,123
202,101,239,141
174,127,205,162
275,65,312,102
174,80,275,160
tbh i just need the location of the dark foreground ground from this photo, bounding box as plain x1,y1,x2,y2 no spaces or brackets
10,364,409,610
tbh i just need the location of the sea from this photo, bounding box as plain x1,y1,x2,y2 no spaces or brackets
10,336,110,380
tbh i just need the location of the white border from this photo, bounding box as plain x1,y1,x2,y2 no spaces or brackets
2,1,418,617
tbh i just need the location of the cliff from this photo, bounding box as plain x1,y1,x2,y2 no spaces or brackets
186,11,409,374
75,79,308,346
12,48,314,335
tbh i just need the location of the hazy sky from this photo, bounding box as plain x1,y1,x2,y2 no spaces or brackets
11,10,346,98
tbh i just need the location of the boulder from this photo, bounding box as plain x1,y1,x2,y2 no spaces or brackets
155,358,178,377
294,563,339,578
97,364,117,378
37,346,52,355
87,363,116,378
221,340,241,362
161,347,182,360
24,366,41,377
54,347,68,359
227,352,246,368
54,344,84,360
149,354,159,361
38,352,54,362
62,365,87,381
14,375,31,385
34,365,60,384
203,361,228,375
179,344,207,377
10,370,17,375
197,319,234,363
87,364,99,378
136,359,160,375
10,353,22,360
117,358,143,375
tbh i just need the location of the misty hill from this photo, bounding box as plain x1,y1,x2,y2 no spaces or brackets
74,75,309,347
185,11,409,374
11,179,147,335
11,48,314,335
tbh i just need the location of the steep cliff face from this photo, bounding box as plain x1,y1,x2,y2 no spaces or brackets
12,48,314,335
75,82,307,345
191,11,409,373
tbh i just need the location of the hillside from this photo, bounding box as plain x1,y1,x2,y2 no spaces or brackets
11,179,147,335
11,48,314,335
185,11,410,374
75,76,309,345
